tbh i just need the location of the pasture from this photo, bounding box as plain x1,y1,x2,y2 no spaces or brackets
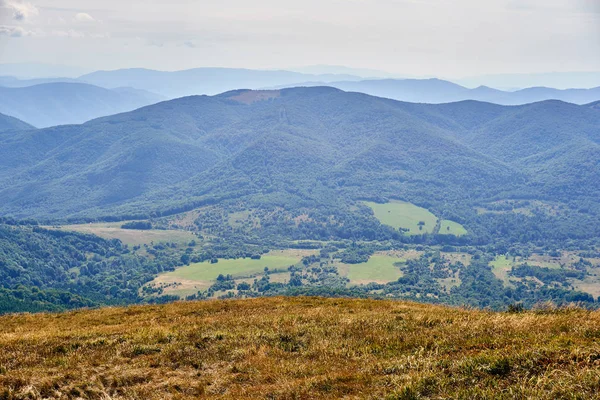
55,222,197,246
149,250,308,297
439,220,468,236
364,200,437,234
338,255,404,285
491,255,514,287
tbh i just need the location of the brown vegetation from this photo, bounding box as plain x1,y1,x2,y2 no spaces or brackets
1,297,600,399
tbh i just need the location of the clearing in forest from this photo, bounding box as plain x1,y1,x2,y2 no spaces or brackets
439,220,468,236
364,200,467,235
364,200,437,234
149,250,310,296
54,222,197,246
338,255,404,285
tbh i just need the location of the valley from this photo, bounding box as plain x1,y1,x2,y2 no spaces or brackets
0,87,598,314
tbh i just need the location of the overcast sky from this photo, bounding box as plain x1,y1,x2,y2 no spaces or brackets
0,0,599,78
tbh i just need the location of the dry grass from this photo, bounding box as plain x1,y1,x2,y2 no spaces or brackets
1,297,600,399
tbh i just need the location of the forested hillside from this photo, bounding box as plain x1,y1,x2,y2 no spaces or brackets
0,221,184,313
0,113,34,132
0,87,598,246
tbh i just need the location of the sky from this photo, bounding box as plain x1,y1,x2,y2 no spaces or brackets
0,0,599,78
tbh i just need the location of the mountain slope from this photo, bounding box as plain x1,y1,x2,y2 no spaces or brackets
0,112,35,131
0,83,165,128
0,87,519,220
0,87,598,243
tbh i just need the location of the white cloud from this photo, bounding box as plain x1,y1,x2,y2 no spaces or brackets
0,0,38,21
74,12,95,22
0,24,35,36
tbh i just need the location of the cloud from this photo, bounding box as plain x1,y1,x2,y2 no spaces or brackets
0,24,34,36
183,41,196,48
0,0,38,21
52,29,85,38
74,12,95,22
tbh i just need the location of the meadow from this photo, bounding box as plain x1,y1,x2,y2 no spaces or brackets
364,201,467,236
338,255,404,285
2,297,600,399
149,250,306,297
491,255,514,287
55,222,197,247
439,220,468,236
364,200,437,234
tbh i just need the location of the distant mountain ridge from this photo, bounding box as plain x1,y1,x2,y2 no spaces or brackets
78,67,363,98
270,79,600,105
2,67,599,106
0,83,165,128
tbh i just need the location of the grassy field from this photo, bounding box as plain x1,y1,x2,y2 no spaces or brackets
163,254,300,282
2,297,600,399
364,200,438,234
150,250,306,297
55,222,197,247
439,219,468,236
491,255,515,287
338,255,404,285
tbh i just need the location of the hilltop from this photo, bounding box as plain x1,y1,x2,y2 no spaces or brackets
1,297,600,398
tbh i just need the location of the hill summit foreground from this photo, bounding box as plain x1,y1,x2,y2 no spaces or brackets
1,297,600,399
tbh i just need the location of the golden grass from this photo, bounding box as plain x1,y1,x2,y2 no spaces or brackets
1,297,600,399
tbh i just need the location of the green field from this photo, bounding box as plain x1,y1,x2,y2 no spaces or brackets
162,254,300,282
364,200,438,234
439,220,468,236
340,255,404,284
491,255,514,287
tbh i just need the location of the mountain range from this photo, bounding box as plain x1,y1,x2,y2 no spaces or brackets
0,87,598,245
77,68,362,98
271,79,600,105
76,69,600,104
1,68,599,129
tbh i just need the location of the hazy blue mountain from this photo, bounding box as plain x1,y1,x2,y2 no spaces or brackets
272,79,600,105
0,87,598,227
0,83,165,128
0,76,80,87
455,71,600,91
0,112,35,132
79,68,362,98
